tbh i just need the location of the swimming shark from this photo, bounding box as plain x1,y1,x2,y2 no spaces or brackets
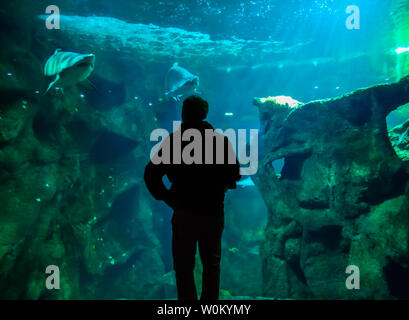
165,62,200,101
43,49,95,95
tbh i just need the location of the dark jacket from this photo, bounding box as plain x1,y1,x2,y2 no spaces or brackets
144,121,241,216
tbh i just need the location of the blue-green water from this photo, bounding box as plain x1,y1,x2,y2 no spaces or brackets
0,0,408,300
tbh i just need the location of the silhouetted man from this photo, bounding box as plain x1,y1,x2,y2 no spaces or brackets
144,95,241,300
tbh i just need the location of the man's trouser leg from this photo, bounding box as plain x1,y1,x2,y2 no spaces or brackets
172,211,198,300
198,215,224,300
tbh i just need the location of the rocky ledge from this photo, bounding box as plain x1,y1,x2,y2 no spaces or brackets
253,76,409,299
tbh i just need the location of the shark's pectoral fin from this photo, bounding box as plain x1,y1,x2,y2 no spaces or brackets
165,92,178,102
172,95,183,102
44,74,60,95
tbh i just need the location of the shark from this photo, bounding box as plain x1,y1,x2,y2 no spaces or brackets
43,49,95,95
165,62,199,101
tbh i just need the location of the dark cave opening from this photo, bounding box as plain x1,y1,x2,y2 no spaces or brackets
383,259,409,300
288,258,307,285
281,152,311,180
359,166,409,205
346,94,372,126
309,225,343,251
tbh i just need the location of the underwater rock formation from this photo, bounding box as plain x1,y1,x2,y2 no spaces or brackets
389,119,409,162
254,76,409,299
36,15,302,66
0,34,167,297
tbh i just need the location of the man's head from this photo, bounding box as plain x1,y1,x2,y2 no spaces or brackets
182,95,209,123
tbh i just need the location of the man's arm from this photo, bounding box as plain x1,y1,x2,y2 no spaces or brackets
144,161,169,201
144,161,178,209
144,134,177,209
